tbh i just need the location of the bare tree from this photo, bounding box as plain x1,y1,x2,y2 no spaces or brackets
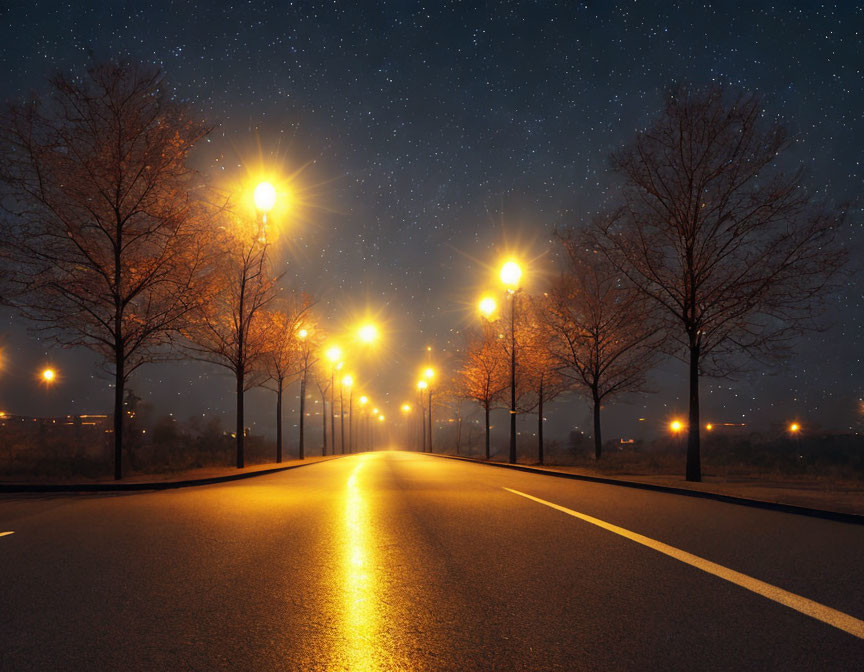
0,61,211,479
518,299,569,465
294,314,321,460
543,240,662,460
260,294,313,463
591,85,847,481
454,323,509,460
184,211,278,468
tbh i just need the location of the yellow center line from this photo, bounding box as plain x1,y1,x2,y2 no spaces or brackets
504,487,864,640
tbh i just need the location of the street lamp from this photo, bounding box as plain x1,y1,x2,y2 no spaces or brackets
41,367,56,384
253,181,277,243
357,322,379,345
325,345,342,456
500,259,523,464
423,367,435,453
417,379,428,452
478,296,497,318
343,374,354,453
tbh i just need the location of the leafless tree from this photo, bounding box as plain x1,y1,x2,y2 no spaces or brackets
294,313,322,460
259,293,314,463
0,61,211,479
518,298,569,465
591,85,847,481
183,211,279,469
454,323,509,460
543,239,662,460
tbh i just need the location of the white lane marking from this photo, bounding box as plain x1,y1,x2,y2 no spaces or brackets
0,531,14,538
504,487,864,640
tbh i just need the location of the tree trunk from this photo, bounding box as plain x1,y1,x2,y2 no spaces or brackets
593,392,602,461
421,407,426,452
340,387,345,454
330,373,336,457
275,378,283,463
113,354,124,480
236,365,245,469
299,373,306,459
538,388,544,466
428,390,433,454
484,403,491,460
686,344,702,482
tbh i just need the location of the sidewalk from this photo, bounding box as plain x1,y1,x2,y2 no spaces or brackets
432,454,864,521
0,454,344,492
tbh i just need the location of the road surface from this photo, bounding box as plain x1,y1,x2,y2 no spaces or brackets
1,450,862,670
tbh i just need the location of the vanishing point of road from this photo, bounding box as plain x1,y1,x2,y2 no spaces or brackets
1,450,862,671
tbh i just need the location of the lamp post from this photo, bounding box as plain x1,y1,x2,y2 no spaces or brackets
417,380,428,452
326,346,342,457
297,328,309,460
499,260,523,464
423,367,435,453
359,395,369,452
342,375,354,453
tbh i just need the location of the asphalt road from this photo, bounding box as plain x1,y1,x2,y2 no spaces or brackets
1,450,862,671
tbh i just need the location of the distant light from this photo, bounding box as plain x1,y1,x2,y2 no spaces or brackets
789,422,801,434
417,380,428,391
41,368,56,383
423,367,435,380
359,395,369,406
378,415,385,422
342,374,353,387
669,420,683,433
326,345,342,363
705,423,713,431
253,181,277,212
499,260,523,288
298,328,308,340
372,408,379,415
401,403,412,413
479,296,497,317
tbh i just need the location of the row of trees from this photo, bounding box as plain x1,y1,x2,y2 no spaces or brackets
453,85,846,481
0,61,345,479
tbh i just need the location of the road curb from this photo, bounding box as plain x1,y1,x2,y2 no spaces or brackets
0,455,348,493
427,453,864,526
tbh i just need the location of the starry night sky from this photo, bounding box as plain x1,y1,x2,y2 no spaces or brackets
0,1,861,440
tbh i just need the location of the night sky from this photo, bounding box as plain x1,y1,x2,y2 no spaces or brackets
0,1,861,441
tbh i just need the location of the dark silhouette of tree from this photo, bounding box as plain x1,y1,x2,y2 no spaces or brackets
0,61,211,479
294,314,322,460
543,240,662,460
591,85,847,481
183,210,278,469
260,294,313,463
518,299,569,465
454,323,508,460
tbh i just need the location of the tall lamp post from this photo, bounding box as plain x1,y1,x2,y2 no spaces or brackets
423,367,435,453
417,380,428,452
325,346,342,457
343,374,354,453
358,395,369,452
500,260,523,464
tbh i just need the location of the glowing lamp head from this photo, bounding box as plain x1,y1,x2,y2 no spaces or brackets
41,368,56,383
359,395,369,406
297,328,308,341
253,181,277,212
478,296,497,317
499,260,523,288
669,420,683,433
423,367,435,380
417,380,428,391
342,374,353,388
358,323,379,344
326,345,342,363
789,422,801,434
378,415,385,422
401,403,412,413
705,423,714,431
372,407,379,415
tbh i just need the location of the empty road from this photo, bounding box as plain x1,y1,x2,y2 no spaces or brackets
1,450,862,670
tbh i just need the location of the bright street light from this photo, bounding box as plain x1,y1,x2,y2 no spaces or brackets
417,380,428,391
499,260,523,288
359,395,369,406
326,345,342,363
669,420,684,433
297,328,309,340
423,367,435,381
378,415,385,422
789,422,801,434
401,403,412,413
253,181,277,212
342,374,353,388
478,296,497,317
357,323,379,344
41,367,56,383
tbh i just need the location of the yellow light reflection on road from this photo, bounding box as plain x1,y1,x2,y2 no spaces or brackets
343,456,379,671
